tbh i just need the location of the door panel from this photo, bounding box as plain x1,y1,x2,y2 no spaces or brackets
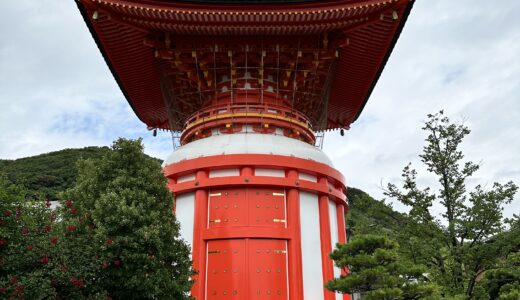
208,189,248,228
206,239,288,300
206,239,247,298
248,188,286,228
248,239,289,299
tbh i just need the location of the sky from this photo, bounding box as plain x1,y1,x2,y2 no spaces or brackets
0,1,519,217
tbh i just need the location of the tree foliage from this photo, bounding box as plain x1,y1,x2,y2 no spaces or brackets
0,147,110,201
480,251,520,300
384,111,518,298
0,174,106,298
346,187,408,239
64,138,193,299
1,138,193,299
326,235,439,300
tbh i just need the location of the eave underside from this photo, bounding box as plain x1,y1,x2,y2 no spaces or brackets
77,0,414,131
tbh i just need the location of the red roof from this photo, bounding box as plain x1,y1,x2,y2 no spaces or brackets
77,0,414,131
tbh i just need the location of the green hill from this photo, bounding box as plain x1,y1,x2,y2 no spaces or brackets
0,147,111,200
346,187,407,239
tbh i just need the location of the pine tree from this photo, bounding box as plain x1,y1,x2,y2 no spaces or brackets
326,235,439,300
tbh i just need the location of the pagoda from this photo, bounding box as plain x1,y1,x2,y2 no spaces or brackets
76,0,414,299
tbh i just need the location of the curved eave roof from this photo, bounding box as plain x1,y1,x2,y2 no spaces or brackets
76,0,414,131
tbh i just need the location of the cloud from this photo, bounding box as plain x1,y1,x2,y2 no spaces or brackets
0,0,518,218
324,0,520,218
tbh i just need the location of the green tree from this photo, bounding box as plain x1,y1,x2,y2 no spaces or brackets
384,111,518,298
65,138,193,299
326,235,438,299
481,251,520,300
0,174,104,299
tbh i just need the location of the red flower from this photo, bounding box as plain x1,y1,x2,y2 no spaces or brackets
113,260,121,267
3,210,12,217
65,199,73,208
106,239,113,246
67,225,76,232
0,287,5,293
15,284,25,292
40,256,49,265
10,277,17,284
70,277,85,289
70,208,78,215
44,225,52,232
26,245,33,251
50,237,58,245
21,227,29,236
0,239,7,246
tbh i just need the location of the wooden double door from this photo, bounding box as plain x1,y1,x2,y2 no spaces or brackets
206,187,289,299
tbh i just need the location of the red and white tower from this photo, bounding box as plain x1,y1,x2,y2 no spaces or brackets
77,0,414,299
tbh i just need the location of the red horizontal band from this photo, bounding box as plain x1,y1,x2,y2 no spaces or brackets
203,227,290,240
163,153,346,187
169,175,346,203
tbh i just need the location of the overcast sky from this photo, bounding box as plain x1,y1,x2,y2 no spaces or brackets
0,1,518,217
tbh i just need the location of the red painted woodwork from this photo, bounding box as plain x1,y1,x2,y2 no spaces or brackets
336,203,351,300
163,154,346,197
208,188,286,229
206,239,288,299
248,239,289,299
286,170,304,300
181,103,315,145
170,171,346,203
318,178,335,300
77,0,415,132
206,239,247,299
209,189,248,228
193,170,209,298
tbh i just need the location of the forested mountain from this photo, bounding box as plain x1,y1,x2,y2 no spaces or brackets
346,187,407,239
0,147,111,200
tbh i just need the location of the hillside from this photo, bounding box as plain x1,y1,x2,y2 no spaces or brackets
346,187,407,239
0,147,112,200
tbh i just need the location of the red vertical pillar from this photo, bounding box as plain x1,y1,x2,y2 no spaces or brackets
286,169,303,300
240,166,254,178
192,170,208,300
336,203,351,300
169,177,177,214
319,177,335,300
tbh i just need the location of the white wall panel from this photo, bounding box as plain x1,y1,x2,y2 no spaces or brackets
329,200,342,300
255,168,285,177
299,172,317,182
175,192,195,250
300,191,325,300
177,173,195,183
209,168,240,178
